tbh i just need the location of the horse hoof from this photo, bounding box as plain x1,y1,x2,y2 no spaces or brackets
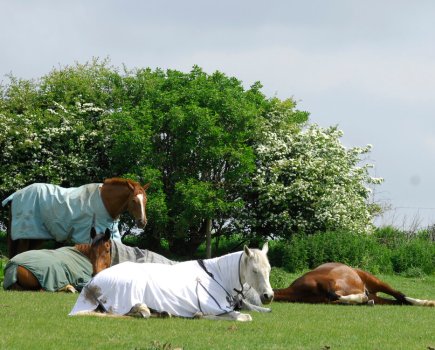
238,314,253,322
127,303,151,318
367,299,375,306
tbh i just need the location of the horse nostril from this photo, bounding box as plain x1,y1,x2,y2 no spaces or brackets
262,293,274,304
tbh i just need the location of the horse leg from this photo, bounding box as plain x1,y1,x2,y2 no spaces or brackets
58,285,78,293
354,269,409,304
198,311,253,322
404,297,435,307
28,239,46,251
238,299,272,313
336,293,369,305
74,303,152,318
9,266,42,291
125,303,151,318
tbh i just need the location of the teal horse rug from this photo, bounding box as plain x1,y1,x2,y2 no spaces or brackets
3,240,176,292
3,247,92,292
2,183,120,243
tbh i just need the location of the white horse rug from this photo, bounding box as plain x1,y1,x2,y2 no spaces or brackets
2,183,120,243
70,252,245,318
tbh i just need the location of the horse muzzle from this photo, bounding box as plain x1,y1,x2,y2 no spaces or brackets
260,292,274,305
136,218,147,228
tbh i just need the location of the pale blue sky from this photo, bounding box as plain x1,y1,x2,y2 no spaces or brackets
1,0,434,228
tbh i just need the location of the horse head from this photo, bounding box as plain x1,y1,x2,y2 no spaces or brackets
241,242,274,304
89,227,112,276
101,178,150,229
126,181,150,228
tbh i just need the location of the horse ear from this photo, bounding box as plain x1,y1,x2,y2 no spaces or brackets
244,245,252,257
142,182,151,191
262,242,269,254
127,182,135,191
104,228,111,240
90,227,97,239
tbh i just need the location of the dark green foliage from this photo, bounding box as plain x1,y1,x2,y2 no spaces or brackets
391,239,435,275
268,229,434,275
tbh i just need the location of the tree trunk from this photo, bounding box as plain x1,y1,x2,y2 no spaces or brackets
205,218,212,258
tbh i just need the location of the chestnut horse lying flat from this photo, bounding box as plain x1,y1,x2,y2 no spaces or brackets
273,262,435,306
2,178,150,258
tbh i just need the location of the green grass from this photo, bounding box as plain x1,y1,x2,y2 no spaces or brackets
1,273,434,350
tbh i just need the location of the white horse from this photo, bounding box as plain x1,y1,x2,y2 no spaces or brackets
70,243,274,321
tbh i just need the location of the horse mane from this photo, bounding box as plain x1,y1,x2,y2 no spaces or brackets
104,177,141,188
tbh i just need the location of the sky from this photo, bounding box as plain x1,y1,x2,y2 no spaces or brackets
1,0,434,229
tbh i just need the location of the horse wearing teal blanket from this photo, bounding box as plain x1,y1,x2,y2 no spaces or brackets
2,178,149,258
3,228,174,292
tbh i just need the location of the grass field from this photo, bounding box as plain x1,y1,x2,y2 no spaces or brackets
1,273,434,350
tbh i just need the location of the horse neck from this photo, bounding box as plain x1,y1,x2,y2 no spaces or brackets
272,286,298,301
212,252,243,291
74,243,92,259
100,183,131,219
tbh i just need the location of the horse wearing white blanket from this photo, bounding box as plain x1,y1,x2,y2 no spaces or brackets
70,243,274,321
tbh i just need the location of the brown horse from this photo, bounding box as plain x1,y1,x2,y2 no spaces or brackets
5,239,97,293
3,177,150,258
88,228,176,277
273,262,435,306
5,228,176,293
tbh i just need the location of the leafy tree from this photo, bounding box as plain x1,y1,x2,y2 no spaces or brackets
109,66,269,255
246,101,382,238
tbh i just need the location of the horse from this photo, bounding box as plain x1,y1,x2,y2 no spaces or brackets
273,262,435,306
69,242,274,321
88,226,175,277
2,177,150,258
4,239,95,293
3,228,174,293
89,229,272,313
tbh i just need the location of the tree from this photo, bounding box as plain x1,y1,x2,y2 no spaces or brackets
246,100,383,238
109,66,269,255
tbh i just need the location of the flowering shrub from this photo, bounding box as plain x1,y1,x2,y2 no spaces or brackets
250,105,383,237
0,100,113,194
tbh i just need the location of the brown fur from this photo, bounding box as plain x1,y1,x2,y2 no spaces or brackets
274,262,432,306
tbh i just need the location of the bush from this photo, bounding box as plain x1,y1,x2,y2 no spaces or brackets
269,267,294,289
391,239,435,275
269,230,435,275
279,232,392,273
